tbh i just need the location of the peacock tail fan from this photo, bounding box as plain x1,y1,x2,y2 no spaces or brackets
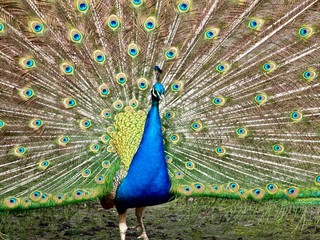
0,0,319,213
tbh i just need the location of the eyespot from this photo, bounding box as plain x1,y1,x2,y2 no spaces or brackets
5,197,20,208
40,193,50,203
193,183,205,193
272,144,284,154
57,136,70,146
215,146,226,157
191,121,203,132
212,96,226,107
266,183,278,194
30,20,44,34
69,29,83,43
19,57,36,69
73,189,84,199
60,63,74,75
254,93,268,106
38,160,50,170
137,78,149,91
108,14,120,31
212,185,221,193
53,194,65,204
302,69,317,82
180,185,192,195
315,175,320,186
21,197,31,207
100,109,112,118
82,169,91,178
247,18,264,31
185,161,195,170
106,126,115,134
290,111,303,123
29,118,43,129
113,100,124,111
90,143,100,153
204,27,220,40
0,22,5,33
95,175,105,184
80,118,92,129
98,84,110,97
116,73,127,86
63,97,77,109
93,50,106,64
102,160,111,169
215,62,230,74
144,16,156,32
13,146,26,157
131,0,143,7
175,170,184,179
165,155,173,163
229,182,239,192
262,61,277,73
298,26,314,39
128,43,140,58
164,110,175,120
285,186,299,198
236,127,249,138
30,191,42,201
165,47,178,60
170,81,183,92
129,99,139,109
107,145,115,153
251,188,265,200
100,134,110,144
177,0,190,13
0,120,5,129
77,0,89,12
19,87,35,100
169,133,181,144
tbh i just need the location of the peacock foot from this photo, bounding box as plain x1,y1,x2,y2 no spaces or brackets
138,232,149,240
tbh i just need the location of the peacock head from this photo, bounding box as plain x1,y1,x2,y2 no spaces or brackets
151,83,165,102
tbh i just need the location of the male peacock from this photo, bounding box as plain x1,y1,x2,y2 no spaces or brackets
0,0,319,239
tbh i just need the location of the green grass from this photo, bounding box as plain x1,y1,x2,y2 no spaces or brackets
1,197,320,239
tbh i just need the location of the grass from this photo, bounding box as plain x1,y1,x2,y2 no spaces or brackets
1,197,320,239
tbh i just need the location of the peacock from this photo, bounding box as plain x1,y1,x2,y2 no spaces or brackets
0,0,319,239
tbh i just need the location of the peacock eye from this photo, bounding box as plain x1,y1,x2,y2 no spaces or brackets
30,21,44,34
212,96,226,107
19,87,35,100
113,100,124,110
128,43,140,58
132,0,143,6
215,62,230,74
178,0,190,13
137,78,149,91
20,57,36,69
30,118,43,129
165,47,178,60
69,29,83,43
285,186,299,198
302,69,317,82
98,84,110,97
90,144,100,153
298,26,314,39
108,15,120,31
60,63,75,75
144,17,156,31
272,144,284,154
204,27,220,40
247,18,264,31
14,146,26,157
215,146,226,157
77,0,89,12
290,111,303,122
254,93,268,105
93,50,106,64
129,99,139,109
236,127,248,138
191,121,203,132
0,22,5,33
0,120,4,129
80,118,92,129
185,161,195,170
262,61,276,73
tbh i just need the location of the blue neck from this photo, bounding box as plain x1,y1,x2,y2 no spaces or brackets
115,98,171,212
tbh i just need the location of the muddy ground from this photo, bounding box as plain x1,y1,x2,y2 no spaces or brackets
1,197,320,240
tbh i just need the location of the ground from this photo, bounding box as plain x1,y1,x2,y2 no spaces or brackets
1,197,320,240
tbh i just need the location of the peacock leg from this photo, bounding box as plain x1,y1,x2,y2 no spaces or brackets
135,207,149,240
118,211,128,240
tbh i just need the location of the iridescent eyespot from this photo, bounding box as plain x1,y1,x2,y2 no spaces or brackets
177,0,190,13
298,26,314,39
175,171,183,179
247,18,264,31
116,73,127,86
19,87,35,100
102,160,111,169
77,0,89,12
98,84,110,97
129,99,139,109
40,193,50,203
229,182,239,192
169,133,181,143
106,126,115,134
251,188,265,200
170,81,183,92
30,191,42,201
74,189,84,199
19,57,36,69
108,15,120,30
262,61,276,73
215,62,230,74
39,160,50,170
100,134,110,144
236,127,248,138
193,183,205,192
57,136,70,146
0,22,5,33
144,17,156,32
212,96,226,107
165,155,173,163
285,187,299,198
290,111,303,123
212,185,221,193
21,197,31,207
60,63,74,75
80,118,92,129
30,118,43,129
53,194,65,203
63,97,77,109
165,47,178,60
254,93,268,106
101,109,112,118
93,50,106,64
132,0,143,7
82,169,91,177
315,175,320,186
0,120,5,129
215,146,226,157
95,175,105,184
14,146,26,157
164,110,175,120
185,161,195,170
69,29,83,43
266,183,278,194
137,78,149,90
5,197,19,208
302,69,317,82
204,27,220,40
113,100,124,110
272,144,284,154
90,143,100,153
191,121,203,132
128,43,140,58
30,21,44,34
